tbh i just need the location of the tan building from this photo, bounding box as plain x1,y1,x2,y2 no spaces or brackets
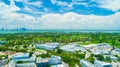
111,61,120,67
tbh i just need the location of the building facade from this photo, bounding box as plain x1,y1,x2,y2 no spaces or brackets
94,60,112,67
80,59,94,67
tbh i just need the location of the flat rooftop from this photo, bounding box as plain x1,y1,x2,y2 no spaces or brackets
12,53,29,59
80,59,94,67
13,53,29,57
60,44,86,52
36,57,49,63
16,62,36,67
35,43,59,48
95,60,112,65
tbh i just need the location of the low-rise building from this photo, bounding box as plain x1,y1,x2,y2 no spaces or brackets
0,41,7,45
35,43,60,50
12,53,36,63
49,56,65,67
111,49,120,56
86,43,112,55
51,64,65,67
8,61,16,67
12,53,29,61
111,61,120,67
80,59,94,67
110,55,118,61
16,63,36,67
36,57,49,67
0,59,7,67
9,53,36,67
36,55,66,67
60,44,86,52
48,57,62,65
94,60,112,67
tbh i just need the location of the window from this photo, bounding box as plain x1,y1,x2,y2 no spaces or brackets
117,65,119,67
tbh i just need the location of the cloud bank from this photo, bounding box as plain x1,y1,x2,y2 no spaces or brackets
0,0,120,30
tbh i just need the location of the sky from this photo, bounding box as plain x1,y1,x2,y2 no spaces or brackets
0,0,120,30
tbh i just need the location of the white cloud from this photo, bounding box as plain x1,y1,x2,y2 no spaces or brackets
38,12,120,30
26,1,43,7
72,0,88,6
51,0,57,4
50,0,72,7
0,0,120,30
92,0,120,11
0,0,39,29
50,0,88,11
15,0,43,8
50,0,73,11
14,0,28,2
57,1,69,6
44,8,49,13
23,5,46,15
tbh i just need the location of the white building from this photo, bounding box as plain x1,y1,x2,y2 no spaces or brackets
60,44,86,52
85,43,112,55
12,53,36,63
36,55,66,67
16,63,36,67
36,57,49,67
35,43,60,50
80,59,94,67
12,53,30,61
111,49,120,56
94,60,112,67
111,61,120,67
7,61,15,67
110,55,118,61
51,64,65,67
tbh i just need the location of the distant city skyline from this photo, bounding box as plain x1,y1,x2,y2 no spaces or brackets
0,0,120,30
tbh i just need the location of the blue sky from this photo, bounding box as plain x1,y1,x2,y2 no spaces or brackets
0,0,120,30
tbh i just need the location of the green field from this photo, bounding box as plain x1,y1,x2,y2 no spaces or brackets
0,32,120,51
0,32,120,67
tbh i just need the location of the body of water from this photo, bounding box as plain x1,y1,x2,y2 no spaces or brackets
0,30,120,34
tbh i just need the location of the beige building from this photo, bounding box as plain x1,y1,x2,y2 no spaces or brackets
112,61,120,67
